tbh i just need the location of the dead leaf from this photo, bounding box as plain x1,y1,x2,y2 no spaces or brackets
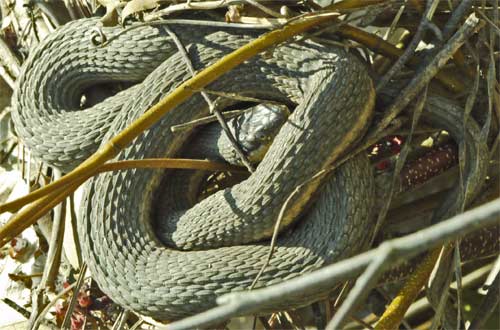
98,0,123,27
122,0,160,23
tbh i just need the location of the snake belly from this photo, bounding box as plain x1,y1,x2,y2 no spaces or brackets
12,19,376,319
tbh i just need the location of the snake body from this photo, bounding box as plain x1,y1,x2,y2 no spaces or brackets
14,18,377,319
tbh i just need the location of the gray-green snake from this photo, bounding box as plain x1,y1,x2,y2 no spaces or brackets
12,18,490,321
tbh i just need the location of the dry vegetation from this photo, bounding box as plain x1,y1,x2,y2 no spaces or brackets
0,0,499,329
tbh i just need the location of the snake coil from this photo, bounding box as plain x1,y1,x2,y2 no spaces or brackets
13,19,378,319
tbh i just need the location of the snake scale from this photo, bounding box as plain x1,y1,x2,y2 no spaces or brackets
11,17,491,321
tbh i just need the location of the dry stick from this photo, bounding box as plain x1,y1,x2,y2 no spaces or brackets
335,24,466,92
68,194,83,267
372,68,480,328
163,25,255,172
325,248,389,330
163,198,500,330
376,0,436,91
453,244,464,328
171,109,245,132
189,88,286,106
130,319,144,330
61,263,88,330
0,13,337,247
112,310,130,330
324,89,427,330
144,0,244,21
373,247,444,330
460,65,480,211
428,246,457,330
0,142,17,164
2,298,32,319
489,0,500,125
146,0,382,22
31,281,79,330
171,89,286,132
0,35,21,81
475,8,500,37
1,158,244,250
451,62,482,330
350,315,374,330
441,0,475,40
370,13,483,147
40,169,66,288
98,158,245,173
29,171,67,330
383,0,407,40
3,158,242,212
324,0,388,11
244,0,284,18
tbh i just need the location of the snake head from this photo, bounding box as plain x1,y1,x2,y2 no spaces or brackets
225,103,290,165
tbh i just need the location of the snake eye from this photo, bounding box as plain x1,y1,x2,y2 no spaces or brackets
254,131,267,141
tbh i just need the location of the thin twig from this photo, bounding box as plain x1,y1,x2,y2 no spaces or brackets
370,13,483,142
171,109,245,132
163,25,255,171
68,193,83,268
326,248,390,330
383,0,408,40
372,88,427,242
0,35,21,79
250,169,328,289
40,169,66,288
28,171,67,330
112,309,130,330
32,281,78,329
441,0,474,40
61,263,87,330
1,157,244,215
376,0,437,91
130,318,144,330
164,198,500,330
244,0,284,18
2,297,31,319
454,244,464,328
428,246,457,330
185,88,286,106
475,8,500,37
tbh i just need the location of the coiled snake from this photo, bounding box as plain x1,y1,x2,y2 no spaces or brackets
11,18,488,320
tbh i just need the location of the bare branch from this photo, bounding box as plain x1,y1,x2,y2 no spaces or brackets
165,198,500,330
